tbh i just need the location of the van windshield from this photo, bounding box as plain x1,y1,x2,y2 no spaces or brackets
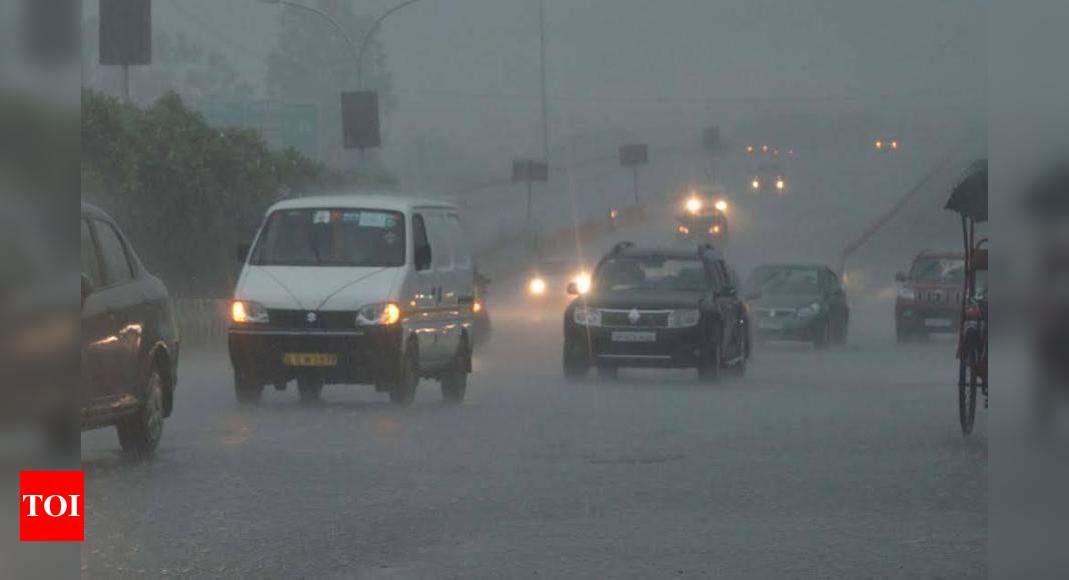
251,208,405,267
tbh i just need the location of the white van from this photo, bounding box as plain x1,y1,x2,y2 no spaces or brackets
227,194,475,406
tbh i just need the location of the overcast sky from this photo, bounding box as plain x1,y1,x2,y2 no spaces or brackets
87,1,987,177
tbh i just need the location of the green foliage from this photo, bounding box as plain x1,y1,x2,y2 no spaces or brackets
82,89,396,297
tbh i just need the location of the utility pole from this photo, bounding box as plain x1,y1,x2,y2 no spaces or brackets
538,0,550,165
122,64,131,103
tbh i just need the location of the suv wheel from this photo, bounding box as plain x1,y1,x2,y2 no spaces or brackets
441,340,469,404
117,367,165,457
698,337,722,382
234,373,263,405
813,318,830,350
297,377,323,404
390,347,419,406
596,365,618,380
562,340,590,380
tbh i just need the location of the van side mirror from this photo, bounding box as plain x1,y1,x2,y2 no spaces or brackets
894,271,907,283
237,242,251,263
566,282,579,295
415,244,432,271
81,273,94,308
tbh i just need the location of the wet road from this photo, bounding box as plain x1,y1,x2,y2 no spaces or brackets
81,288,986,577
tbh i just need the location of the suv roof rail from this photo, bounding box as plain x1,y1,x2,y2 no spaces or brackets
610,241,635,255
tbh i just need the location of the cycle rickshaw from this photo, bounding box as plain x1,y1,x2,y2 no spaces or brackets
944,159,988,435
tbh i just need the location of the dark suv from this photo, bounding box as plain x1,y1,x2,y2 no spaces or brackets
81,204,179,456
562,243,750,381
894,251,964,342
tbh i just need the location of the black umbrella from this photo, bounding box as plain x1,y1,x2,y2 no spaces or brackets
944,159,988,223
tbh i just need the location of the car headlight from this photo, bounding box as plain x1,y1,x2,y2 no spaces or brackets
896,287,915,300
528,277,547,295
775,178,785,190
356,302,401,326
573,305,601,326
797,302,821,318
231,300,269,324
573,272,592,295
751,179,760,190
668,309,700,328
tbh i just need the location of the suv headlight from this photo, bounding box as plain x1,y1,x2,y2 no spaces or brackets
797,302,821,318
573,305,601,326
356,302,401,326
668,309,700,328
231,300,269,324
896,287,915,300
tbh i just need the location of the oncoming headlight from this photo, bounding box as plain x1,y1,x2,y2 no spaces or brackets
356,302,401,326
573,272,592,294
231,300,269,324
528,277,547,295
573,305,601,326
668,309,700,328
751,179,760,190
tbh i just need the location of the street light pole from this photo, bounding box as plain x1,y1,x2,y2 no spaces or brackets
259,0,359,73
538,0,550,165
356,0,425,89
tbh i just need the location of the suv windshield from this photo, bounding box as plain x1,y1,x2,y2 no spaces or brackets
910,257,965,283
748,266,819,295
596,257,706,292
251,208,405,267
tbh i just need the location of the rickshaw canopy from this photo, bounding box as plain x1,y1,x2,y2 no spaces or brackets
944,159,988,223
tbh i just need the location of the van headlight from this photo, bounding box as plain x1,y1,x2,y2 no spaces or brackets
798,302,821,318
231,300,269,324
668,309,700,328
573,305,601,326
356,302,401,326
896,287,915,300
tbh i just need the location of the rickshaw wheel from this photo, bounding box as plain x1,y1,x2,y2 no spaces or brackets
959,359,978,436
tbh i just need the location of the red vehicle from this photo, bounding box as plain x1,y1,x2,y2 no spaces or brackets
894,251,965,342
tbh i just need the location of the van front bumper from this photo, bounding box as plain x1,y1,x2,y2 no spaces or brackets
227,327,403,387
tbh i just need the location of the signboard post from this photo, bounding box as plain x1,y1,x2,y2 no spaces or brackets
512,159,549,232
619,144,649,205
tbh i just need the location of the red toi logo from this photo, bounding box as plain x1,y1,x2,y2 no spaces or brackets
19,470,84,542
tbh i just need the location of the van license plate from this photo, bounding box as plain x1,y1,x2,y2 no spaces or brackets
283,353,338,367
611,331,656,343
924,318,952,328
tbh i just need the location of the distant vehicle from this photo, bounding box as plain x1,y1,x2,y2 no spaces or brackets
894,251,965,343
674,194,730,244
230,194,474,406
526,256,592,303
562,243,750,381
873,137,901,152
81,203,180,457
746,263,849,349
749,162,788,194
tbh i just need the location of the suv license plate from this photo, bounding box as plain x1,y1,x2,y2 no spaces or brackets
283,353,338,367
924,318,952,328
611,331,656,343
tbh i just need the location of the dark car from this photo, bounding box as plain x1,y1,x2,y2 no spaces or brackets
894,251,964,342
746,263,849,348
81,204,179,456
562,243,750,381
